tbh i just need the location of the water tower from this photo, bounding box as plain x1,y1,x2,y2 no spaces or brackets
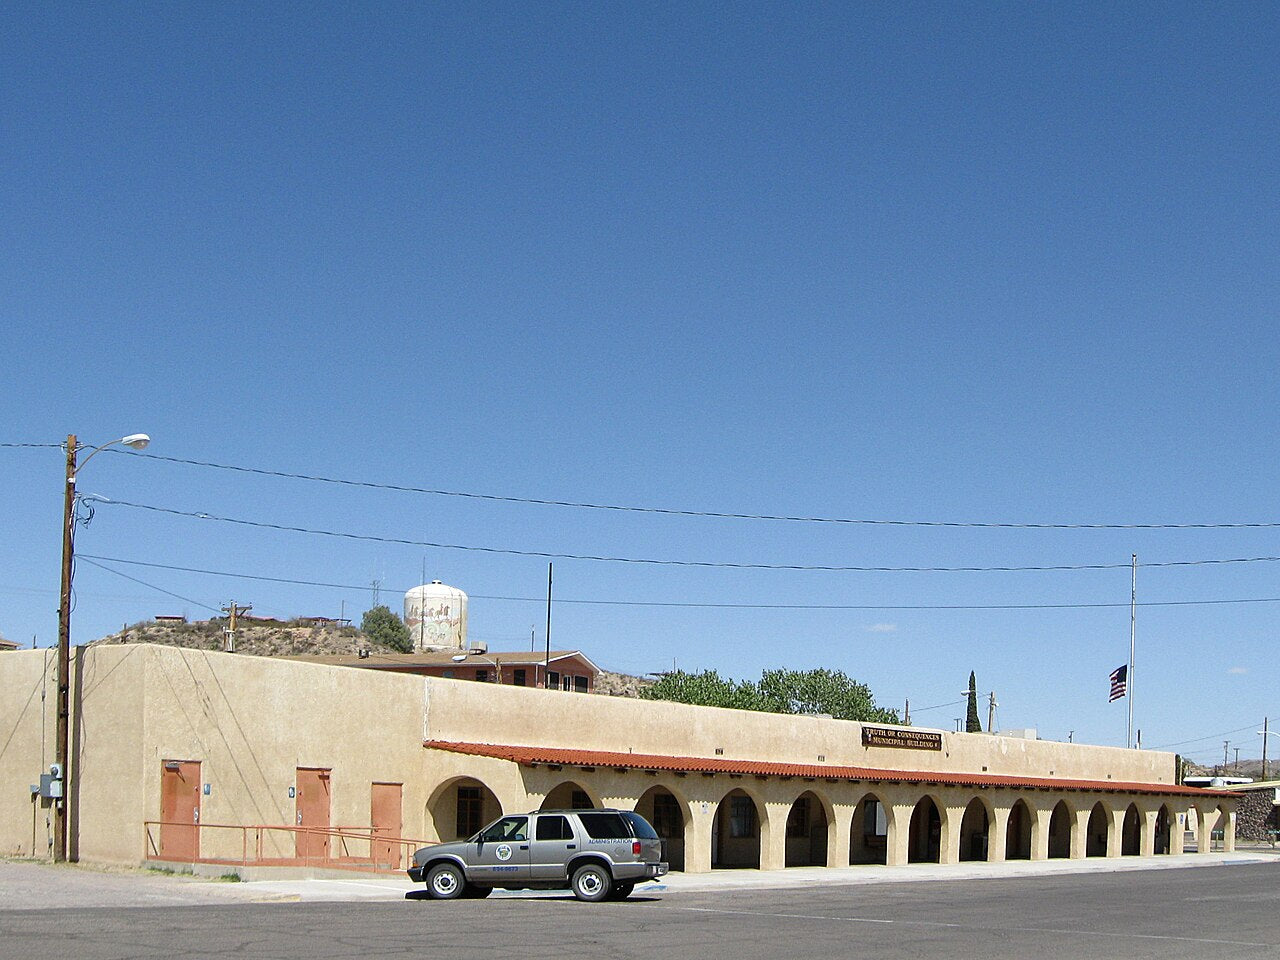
404,580,468,652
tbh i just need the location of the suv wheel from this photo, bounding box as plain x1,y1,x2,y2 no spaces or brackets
427,863,465,900
571,863,611,902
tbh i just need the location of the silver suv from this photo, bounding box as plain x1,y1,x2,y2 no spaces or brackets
408,808,668,902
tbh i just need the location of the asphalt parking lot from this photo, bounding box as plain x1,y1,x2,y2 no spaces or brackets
0,854,1276,960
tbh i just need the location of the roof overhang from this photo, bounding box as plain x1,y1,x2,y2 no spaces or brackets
424,740,1235,799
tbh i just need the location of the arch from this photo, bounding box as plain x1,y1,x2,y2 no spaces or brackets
712,787,763,869
958,797,991,862
1121,803,1141,856
425,776,503,842
540,780,600,811
908,795,942,864
849,791,889,865
784,790,832,867
1047,800,1072,858
1085,802,1109,857
1154,804,1172,855
1005,799,1032,860
634,784,689,872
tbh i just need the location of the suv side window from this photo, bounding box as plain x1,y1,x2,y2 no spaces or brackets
577,813,631,839
536,815,573,841
478,816,528,842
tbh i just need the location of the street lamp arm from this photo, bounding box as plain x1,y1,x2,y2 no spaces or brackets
71,434,150,477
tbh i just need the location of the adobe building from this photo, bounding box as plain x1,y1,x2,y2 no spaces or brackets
0,644,1235,873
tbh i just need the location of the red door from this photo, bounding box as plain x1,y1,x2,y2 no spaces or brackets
159,760,201,861
295,768,331,860
371,783,403,868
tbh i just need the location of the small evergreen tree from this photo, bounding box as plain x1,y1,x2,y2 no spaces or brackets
965,671,982,732
361,605,412,653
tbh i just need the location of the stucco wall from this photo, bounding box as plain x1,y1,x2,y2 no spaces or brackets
421,676,1177,784
0,643,1198,866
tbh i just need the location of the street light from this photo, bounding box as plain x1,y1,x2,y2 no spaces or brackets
55,432,150,862
451,651,501,683
1257,726,1279,782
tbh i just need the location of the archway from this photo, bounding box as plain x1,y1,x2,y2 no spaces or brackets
1005,799,1032,860
635,785,688,872
908,796,942,863
958,798,990,862
849,792,889,865
1086,802,1108,857
425,777,503,842
1154,805,1172,855
541,780,598,811
1047,801,1072,858
713,788,762,869
1121,803,1141,856
784,791,831,867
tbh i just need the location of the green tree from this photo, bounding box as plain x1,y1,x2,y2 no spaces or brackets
361,605,412,653
965,671,982,733
639,670,769,711
642,667,897,723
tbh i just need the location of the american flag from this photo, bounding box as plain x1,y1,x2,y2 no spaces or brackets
1109,664,1128,702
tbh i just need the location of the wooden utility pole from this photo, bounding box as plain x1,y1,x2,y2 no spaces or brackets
221,602,251,652
54,435,78,863
543,563,553,688
1263,717,1270,782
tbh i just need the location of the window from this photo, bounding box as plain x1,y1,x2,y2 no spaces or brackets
578,813,631,839
651,793,682,838
561,675,572,691
536,815,573,841
513,668,527,687
546,670,560,690
621,811,660,840
456,786,483,839
474,669,488,683
573,675,588,693
478,816,528,842
730,796,756,838
786,801,809,838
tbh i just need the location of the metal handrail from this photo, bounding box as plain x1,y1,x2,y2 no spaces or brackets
143,820,428,872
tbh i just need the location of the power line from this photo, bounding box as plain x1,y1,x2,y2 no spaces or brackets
80,496,1280,572
77,557,223,614
102,448,1280,530
1149,721,1271,751
76,554,1280,611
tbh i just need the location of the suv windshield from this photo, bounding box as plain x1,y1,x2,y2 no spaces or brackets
577,813,631,839
620,811,659,840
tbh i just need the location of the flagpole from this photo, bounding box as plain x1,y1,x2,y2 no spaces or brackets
1128,554,1136,749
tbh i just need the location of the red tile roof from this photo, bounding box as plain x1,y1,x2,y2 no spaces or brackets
424,740,1233,799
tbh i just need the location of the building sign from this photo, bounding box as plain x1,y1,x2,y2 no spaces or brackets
862,726,943,751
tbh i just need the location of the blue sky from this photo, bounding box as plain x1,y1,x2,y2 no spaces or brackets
3,2,1278,763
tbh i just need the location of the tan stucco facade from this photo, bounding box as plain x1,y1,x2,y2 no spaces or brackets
0,644,1235,871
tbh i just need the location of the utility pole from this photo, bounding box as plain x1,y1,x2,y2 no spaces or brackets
987,691,998,733
1234,747,1240,774
903,699,910,726
543,563,553,688
1259,716,1269,783
1223,740,1231,773
221,602,250,653
54,435,77,863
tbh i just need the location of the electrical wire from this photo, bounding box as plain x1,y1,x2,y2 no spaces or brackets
77,557,223,614
79,497,1280,572
101,448,1280,530
77,554,1280,610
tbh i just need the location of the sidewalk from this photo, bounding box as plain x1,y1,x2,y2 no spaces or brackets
3,849,1275,909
